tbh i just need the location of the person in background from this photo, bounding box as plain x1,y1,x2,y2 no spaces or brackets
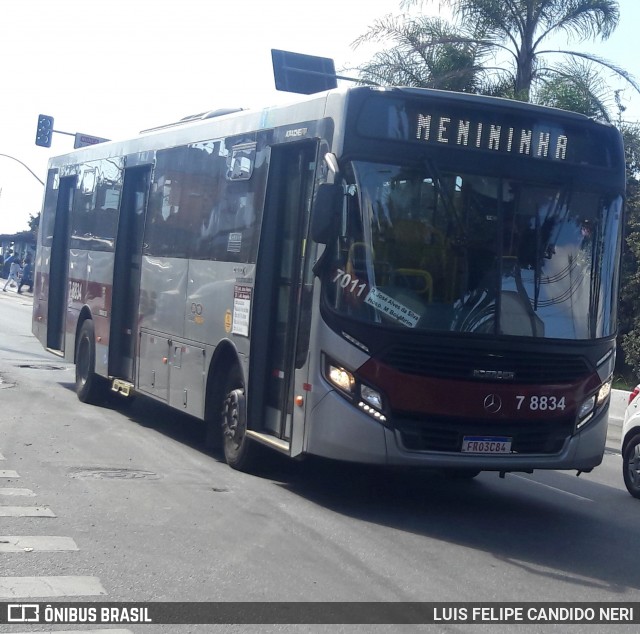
3,258,22,292
17,255,33,294
2,251,14,277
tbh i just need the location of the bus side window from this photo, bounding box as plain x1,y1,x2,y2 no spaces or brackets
226,142,256,181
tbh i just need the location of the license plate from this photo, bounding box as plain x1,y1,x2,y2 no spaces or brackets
462,436,512,454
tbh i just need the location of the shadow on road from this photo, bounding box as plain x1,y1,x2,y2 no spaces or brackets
68,381,639,596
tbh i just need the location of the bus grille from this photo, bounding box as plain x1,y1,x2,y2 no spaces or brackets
395,416,574,455
377,346,591,384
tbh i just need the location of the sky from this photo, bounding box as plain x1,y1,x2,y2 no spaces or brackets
1,0,639,235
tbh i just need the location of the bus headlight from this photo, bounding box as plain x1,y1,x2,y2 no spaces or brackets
327,362,356,395
576,379,612,430
361,384,383,409
596,380,612,406
323,356,388,424
358,400,387,422
576,395,595,428
358,384,387,423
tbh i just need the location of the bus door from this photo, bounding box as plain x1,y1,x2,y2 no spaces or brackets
249,141,317,454
109,165,151,382
47,176,75,352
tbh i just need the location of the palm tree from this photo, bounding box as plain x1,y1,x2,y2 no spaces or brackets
535,59,613,117
353,0,639,119
351,15,491,93
396,0,639,114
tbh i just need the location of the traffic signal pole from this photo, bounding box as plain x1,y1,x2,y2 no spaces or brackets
35,114,109,149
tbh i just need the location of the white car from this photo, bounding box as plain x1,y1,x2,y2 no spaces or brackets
622,385,640,498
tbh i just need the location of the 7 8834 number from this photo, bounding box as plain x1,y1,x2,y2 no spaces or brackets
516,395,566,411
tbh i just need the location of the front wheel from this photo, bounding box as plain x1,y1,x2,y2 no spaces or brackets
75,320,108,404
221,372,261,471
622,433,640,499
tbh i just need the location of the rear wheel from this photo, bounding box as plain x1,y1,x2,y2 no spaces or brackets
622,433,640,499
75,320,108,404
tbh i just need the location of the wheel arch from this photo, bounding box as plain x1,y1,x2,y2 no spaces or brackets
73,306,94,362
623,422,640,452
204,340,245,418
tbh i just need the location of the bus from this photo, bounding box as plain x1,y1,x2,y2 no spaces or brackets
32,84,625,477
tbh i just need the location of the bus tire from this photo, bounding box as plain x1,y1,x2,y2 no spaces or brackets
622,433,640,499
221,370,261,471
75,320,108,404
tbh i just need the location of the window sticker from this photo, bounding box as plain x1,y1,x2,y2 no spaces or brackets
365,287,420,328
228,232,242,253
232,285,252,336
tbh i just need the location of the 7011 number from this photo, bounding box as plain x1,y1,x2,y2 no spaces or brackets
332,268,367,297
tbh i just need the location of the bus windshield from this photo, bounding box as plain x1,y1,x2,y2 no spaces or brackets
324,161,623,339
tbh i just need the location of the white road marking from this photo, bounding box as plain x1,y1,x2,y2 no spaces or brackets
0,488,35,497
0,536,78,552
0,576,107,598
511,474,593,502
0,456,113,608
0,506,56,517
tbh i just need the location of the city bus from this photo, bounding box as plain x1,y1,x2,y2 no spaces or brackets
32,84,625,477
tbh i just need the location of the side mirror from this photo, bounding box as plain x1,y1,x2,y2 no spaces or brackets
310,183,343,244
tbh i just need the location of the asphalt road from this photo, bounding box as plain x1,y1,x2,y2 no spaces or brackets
1,287,639,634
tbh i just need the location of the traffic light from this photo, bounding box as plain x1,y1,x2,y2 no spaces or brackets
35,114,54,147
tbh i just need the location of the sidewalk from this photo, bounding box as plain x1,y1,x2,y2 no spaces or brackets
0,276,33,297
607,388,628,451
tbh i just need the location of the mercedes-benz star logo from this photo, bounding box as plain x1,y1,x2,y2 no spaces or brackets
483,393,502,413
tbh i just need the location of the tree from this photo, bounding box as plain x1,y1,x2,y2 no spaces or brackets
618,121,640,379
27,212,40,235
351,15,492,92
354,0,639,120
535,59,613,117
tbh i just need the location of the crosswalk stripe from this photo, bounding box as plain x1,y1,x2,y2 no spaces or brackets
0,536,78,552
0,458,113,609
0,488,35,497
0,506,56,517
0,575,107,598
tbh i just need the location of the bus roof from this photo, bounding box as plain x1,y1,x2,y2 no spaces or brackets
46,85,617,169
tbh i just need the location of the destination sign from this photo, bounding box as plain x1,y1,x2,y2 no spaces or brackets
355,95,612,168
415,114,568,160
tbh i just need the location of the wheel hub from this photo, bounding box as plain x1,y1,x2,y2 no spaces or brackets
222,390,243,445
